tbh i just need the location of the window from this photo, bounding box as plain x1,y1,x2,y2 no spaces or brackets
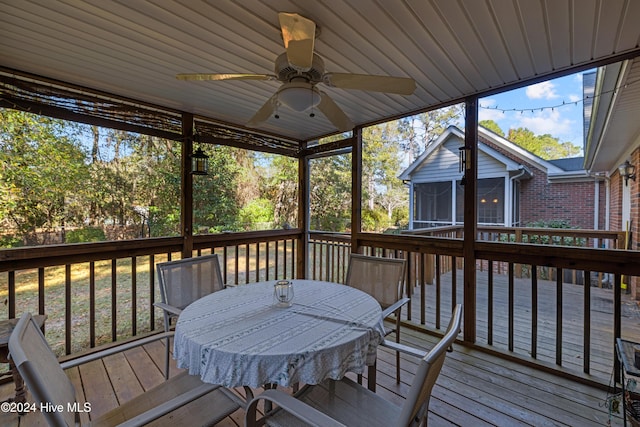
455,177,505,225
477,178,504,224
414,182,452,227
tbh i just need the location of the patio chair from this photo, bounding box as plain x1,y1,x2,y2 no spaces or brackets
155,254,226,379
246,304,463,427
9,312,242,427
345,253,409,383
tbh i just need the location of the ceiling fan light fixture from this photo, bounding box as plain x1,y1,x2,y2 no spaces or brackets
277,81,321,112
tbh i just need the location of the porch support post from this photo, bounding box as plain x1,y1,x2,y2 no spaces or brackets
181,113,194,259
463,97,478,342
351,127,363,253
297,145,309,279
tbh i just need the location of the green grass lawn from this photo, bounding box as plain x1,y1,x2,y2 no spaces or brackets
0,242,299,357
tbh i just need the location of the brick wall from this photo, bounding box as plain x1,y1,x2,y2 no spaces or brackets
519,176,602,230
479,135,604,230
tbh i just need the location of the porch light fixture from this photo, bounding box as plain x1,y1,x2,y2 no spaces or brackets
277,81,321,112
191,146,209,175
618,160,636,186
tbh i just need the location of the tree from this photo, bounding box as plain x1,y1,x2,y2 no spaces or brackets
259,153,298,228
362,121,408,230
309,153,352,232
397,104,464,163
507,127,581,160
192,145,242,233
479,120,505,137
0,109,89,244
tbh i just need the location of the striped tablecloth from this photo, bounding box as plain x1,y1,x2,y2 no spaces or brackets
174,280,385,388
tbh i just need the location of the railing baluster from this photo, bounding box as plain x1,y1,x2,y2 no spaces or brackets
531,265,537,359
291,239,296,278
265,241,270,281
451,256,457,310
556,267,562,366
90,261,96,347
614,273,622,384
508,262,514,352
275,241,280,280
8,271,15,319
488,261,493,345
66,264,72,354
420,253,425,325
234,245,239,285
435,254,441,330
111,259,117,342
583,270,591,374
149,255,155,331
38,267,45,318
255,242,260,282
131,256,137,336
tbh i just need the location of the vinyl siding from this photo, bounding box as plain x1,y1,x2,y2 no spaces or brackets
410,136,509,182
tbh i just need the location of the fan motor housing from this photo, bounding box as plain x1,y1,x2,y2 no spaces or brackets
275,53,325,83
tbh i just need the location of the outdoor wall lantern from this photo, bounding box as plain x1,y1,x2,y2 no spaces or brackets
618,160,636,186
191,146,209,175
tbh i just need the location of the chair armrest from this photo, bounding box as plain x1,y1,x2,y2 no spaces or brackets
381,297,410,318
245,389,346,427
60,331,174,369
117,382,220,427
153,302,183,316
380,339,427,359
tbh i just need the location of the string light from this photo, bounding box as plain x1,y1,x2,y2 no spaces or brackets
479,80,636,114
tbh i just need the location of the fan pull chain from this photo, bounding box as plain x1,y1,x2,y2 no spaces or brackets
309,90,316,117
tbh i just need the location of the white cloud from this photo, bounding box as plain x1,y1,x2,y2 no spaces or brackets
568,94,581,102
526,81,559,100
515,109,573,136
479,98,506,121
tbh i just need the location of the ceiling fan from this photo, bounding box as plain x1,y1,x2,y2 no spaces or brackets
177,12,416,132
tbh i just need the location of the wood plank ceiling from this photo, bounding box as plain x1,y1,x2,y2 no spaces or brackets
1,0,640,143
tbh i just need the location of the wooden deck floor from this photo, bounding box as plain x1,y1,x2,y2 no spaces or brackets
0,325,625,426
403,270,640,385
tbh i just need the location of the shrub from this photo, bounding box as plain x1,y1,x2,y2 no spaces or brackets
65,227,106,243
0,234,23,248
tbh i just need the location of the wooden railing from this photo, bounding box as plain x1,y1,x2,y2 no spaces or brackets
309,229,640,385
1,226,638,385
0,229,302,356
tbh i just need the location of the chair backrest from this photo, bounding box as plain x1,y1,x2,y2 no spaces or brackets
9,313,78,427
345,253,406,309
157,254,224,310
397,304,462,427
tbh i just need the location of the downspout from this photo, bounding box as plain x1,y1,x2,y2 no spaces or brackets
509,165,528,226
590,172,610,247
590,172,611,285
407,181,414,230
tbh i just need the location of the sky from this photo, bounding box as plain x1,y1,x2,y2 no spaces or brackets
478,70,593,153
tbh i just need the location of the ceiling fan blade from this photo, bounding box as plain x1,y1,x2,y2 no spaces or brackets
324,73,416,95
278,12,315,72
247,94,278,127
176,73,276,81
316,92,354,132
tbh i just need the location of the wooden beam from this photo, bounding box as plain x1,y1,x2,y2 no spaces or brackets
351,128,363,254
0,96,182,141
297,148,309,279
181,113,194,259
463,97,478,343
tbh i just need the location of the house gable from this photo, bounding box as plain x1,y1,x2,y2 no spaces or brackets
399,126,523,183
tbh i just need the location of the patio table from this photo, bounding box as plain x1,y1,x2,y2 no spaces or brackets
173,279,385,389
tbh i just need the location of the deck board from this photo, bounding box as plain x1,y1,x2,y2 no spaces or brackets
404,269,640,384
0,270,633,426
0,331,625,426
